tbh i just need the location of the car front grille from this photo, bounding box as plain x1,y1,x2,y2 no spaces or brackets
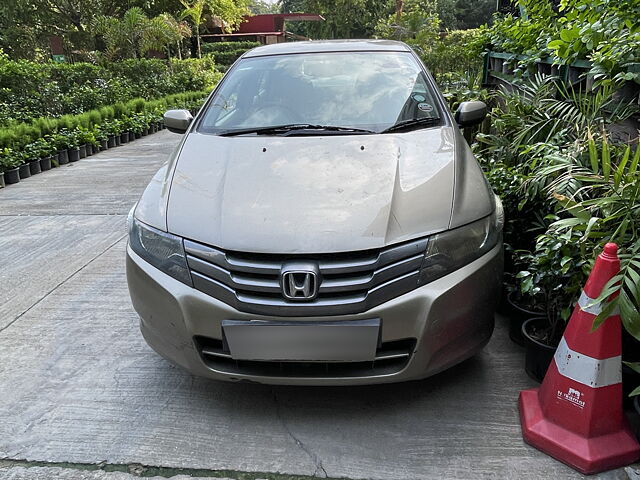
194,336,416,378
184,237,428,316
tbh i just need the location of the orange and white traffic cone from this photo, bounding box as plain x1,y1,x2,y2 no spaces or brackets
519,243,640,474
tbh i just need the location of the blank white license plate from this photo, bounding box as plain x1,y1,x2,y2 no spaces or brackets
222,319,380,362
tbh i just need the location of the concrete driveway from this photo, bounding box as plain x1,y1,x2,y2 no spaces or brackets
0,130,635,480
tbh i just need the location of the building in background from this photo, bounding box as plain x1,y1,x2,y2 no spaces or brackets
203,13,324,44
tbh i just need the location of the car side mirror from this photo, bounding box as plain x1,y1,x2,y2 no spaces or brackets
164,109,193,134
454,101,487,128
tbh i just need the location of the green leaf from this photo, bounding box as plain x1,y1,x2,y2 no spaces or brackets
613,146,630,189
559,29,576,42
588,133,598,173
591,298,619,332
602,138,610,181
548,40,565,49
629,386,640,397
620,295,640,341
629,145,640,174
624,362,640,375
583,217,599,239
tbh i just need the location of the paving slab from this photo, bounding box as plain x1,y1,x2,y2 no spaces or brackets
0,131,179,216
0,215,125,328
0,130,637,480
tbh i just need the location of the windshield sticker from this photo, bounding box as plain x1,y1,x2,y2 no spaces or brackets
418,102,434,113
412,94,426,102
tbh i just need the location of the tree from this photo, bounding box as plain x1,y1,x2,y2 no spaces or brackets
375,0,440,42
0,0,153,58
282,0,394,39
179,0,249,58
179,0,207,58
148,13,192,59
249,0,280,14
94,8,191,60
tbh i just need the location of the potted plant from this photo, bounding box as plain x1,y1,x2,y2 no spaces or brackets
37,137,56,171
120,116,132,144
515,230,591,382
51,131,70,165
23,142,42,176
89,127,102,154
78,127,98,157
25,138,55,174
17,151,31,179
101,121,118,148
94,126,108,152
66,130,80,162
504,281,545,345
0,148,21,184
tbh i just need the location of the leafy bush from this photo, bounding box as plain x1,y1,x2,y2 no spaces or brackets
420,29,488,78
489,0,640,86
468,72,638,341
201,41,260,69
0,51,220,126
0,90,209,171
201,41,260,53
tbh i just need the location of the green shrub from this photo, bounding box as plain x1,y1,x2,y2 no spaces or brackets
0,147,22,171
0,90,209,153
201,41,260,54
420,29,488,78
0,54,220,126
489,0,640,86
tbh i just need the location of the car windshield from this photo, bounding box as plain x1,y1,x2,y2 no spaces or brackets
198,51,442,135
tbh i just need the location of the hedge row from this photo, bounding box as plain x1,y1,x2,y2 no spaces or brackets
0,53,221,126
0,91,209,172
201,41,260,69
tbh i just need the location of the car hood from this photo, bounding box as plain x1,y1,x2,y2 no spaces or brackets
165,128,457,253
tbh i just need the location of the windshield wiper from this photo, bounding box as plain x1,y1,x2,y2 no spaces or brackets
381,117,441,133
217,124,375,136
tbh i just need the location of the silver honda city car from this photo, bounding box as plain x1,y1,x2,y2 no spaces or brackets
126,40,504,385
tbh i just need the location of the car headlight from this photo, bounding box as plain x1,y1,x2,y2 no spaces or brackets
128,215,192,286
418,196,503,285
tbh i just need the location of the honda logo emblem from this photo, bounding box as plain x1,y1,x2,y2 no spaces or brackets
281,269,319,301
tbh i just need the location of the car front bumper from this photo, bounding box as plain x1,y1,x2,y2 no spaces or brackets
126,242,503,385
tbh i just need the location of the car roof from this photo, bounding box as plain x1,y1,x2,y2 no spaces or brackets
242,40,412,58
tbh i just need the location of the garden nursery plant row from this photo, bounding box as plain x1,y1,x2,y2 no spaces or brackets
0,91,208,186
0,52,221,126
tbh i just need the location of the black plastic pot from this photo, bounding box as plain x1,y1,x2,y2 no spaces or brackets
68,147,80,162
150,124,157,134
107,136,117,148
58,150,69,165
128,131,135,142
0,172,4,188
142,127,149,136
4,167,20,184
40,156,53,171
100,140,108,151
115,135,121,146
134,132,141,139
29,160,41,175
91,144,99,155
522,317,558,383
79,144,87,159
120,132,130,144
507,291,545,346
18,163,31,179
